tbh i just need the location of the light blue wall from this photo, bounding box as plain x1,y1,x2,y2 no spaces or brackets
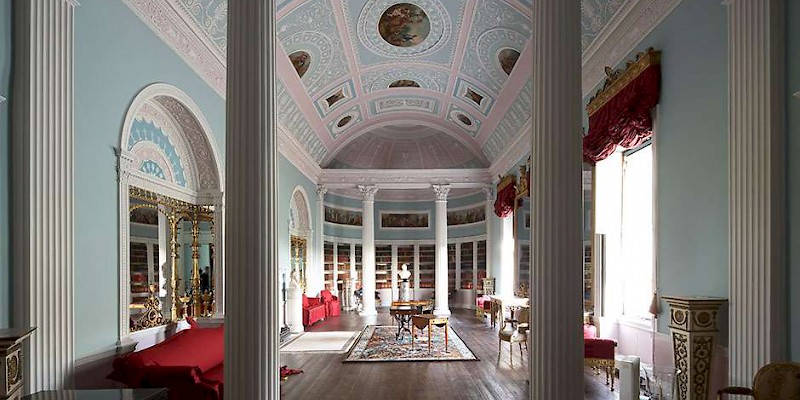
74,0,225,358
0,0,10,329
787,0,800,361
278,154,319,281
585,0,729,336
323,192,488,241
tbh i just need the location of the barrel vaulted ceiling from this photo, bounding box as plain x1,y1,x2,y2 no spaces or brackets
126,0,664,171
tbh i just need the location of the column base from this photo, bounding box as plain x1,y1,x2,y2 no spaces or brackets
434,308,451,316
359,309,378,317
289,324,304,334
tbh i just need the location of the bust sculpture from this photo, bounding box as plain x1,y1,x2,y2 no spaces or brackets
398,263,411,281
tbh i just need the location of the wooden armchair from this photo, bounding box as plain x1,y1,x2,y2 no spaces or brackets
498,306,529,368
717,362,800,399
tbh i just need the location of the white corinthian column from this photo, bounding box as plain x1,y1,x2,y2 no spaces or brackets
359,185,379,316
433,184,451,316
529,0,584,398
12,0,78,392
225,0,279,398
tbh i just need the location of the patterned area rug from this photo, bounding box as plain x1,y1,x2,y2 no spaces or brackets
343,325,479,362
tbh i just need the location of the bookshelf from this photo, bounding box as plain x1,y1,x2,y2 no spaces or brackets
583,241,593,315
447,243,457,291
397,245,415,288
476,240,487,292
460,242,474,289
323,241,334,291
518,243,530,288
375,245,392,289
129,240,159,330
354,244,363,290
418,244,435,289
336,243,350,293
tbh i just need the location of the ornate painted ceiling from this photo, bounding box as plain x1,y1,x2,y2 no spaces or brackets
127,0,666,172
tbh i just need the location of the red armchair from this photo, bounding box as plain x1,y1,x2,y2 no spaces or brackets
302,294,326,326
476,295,492,320
319,290,341,317
584,324,617,391
108,324,224,400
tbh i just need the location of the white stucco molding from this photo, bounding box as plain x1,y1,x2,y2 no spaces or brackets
582,0,685,97
319,168,493,189
278,124,323,182
489,119,532,177
0,95,6,103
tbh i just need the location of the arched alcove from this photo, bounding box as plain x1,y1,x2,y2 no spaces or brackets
117,83,224,341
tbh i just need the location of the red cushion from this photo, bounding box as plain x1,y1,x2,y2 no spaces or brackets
302,294,309,308
320,290,333,303
583,324,598,339
584,337,617,360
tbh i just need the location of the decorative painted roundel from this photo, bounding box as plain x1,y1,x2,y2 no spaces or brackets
378,4,430,47
337,115,353,127
389,79,420,88
289,51,311,78
498,48,520,75
358,0,451,58
456,113,472,126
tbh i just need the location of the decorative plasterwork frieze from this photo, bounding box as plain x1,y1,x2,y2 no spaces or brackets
123,0,226,97
277,124,323,182
489,119,532,177
581,0,684,97
319,168,492,188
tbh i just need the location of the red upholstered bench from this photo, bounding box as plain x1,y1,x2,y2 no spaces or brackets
302,294,326,326
584,324,618,391
109,322,224,400
476,295,492,320
319,290,340,317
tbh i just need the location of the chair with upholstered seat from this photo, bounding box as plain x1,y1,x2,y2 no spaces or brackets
498,306,529,367
717,362,800,399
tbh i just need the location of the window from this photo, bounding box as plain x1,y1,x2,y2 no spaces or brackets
595,143,654,320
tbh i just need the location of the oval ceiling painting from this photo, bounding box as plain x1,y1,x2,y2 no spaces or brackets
389,79,420,88
498,48,521,75
457,113,473,126
288,51,311,78
337,115,353,128
378,3,430,48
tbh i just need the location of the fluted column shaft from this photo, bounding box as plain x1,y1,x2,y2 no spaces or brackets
359,185,378,316
224,0,279,398
11,0,77,392
316,185,328,294
433,185,451,315
529,0,583,398
482,187,494,283
727,0,787,388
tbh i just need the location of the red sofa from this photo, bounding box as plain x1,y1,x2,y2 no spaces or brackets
319,290,340,317
302,294,326,326
109,324,224,400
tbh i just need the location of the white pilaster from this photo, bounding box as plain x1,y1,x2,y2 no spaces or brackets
529,0,584,398
316,185,329,294
11,0,77,392
433,184,451,316
726,0,787,388
482,187,495,281
359,185,379,316
224,0,279,398
212,194,224,316
499,216,514,297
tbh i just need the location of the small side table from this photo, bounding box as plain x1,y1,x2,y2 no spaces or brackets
411,315,449,354
23,389,168,400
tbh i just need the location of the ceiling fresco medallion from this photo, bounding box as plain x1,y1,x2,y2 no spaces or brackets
337,115,353,128
378,4,430,47
288,50,311,78
358,0,451,58
389,79,421,88
498,48,521,75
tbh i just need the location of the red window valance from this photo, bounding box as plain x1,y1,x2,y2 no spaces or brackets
583,48,661,165
494,174,516,218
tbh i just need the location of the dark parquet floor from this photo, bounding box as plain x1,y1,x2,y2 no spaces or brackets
279,308,619,400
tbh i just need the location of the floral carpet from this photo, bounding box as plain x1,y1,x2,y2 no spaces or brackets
343,325,479,362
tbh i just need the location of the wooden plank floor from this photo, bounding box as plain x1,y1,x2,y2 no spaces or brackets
279,308,619,400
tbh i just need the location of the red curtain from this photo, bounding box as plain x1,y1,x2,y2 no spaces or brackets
583,62,661,165
494,177,516,218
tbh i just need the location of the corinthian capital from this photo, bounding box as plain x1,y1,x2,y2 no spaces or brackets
358,185,379,201
482,186,495,201
432,184,452,201
316,184,328,199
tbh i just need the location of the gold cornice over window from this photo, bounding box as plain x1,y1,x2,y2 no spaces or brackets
586,47,662,116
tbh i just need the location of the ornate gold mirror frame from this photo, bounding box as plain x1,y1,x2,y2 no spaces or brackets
290,236,308,293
